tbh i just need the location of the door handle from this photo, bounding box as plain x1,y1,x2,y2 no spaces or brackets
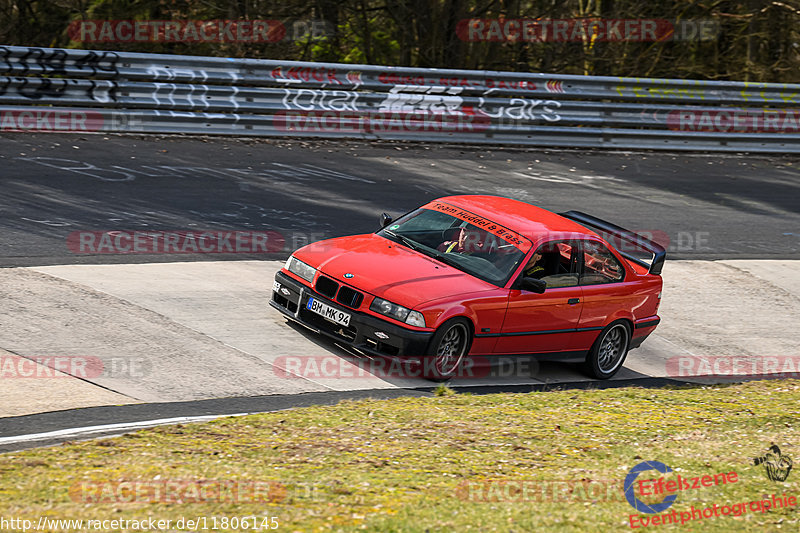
567,298,580,305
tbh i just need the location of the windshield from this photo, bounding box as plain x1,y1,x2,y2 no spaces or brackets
377,204,531,286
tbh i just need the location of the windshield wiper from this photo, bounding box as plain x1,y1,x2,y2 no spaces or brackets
429,250,463,270
383,230,424,253
383,230,463,270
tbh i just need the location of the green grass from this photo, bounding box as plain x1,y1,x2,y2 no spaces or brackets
1,380,799,532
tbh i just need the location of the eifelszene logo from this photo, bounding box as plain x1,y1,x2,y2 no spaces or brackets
753,445,793,482
624,460,738,514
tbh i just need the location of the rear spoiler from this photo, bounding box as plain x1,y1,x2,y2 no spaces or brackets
559,211,666,275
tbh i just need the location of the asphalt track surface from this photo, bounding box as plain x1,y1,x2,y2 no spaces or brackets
1,132,799,450
1,133,799,267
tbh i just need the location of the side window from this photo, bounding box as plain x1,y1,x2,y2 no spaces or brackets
555,242,574,273
581,241,625,285
524,240,579,288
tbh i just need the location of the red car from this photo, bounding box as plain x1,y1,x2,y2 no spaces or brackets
271,195,665,380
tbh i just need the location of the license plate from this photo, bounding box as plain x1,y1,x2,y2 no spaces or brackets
307,297,351,327
273,280,281,293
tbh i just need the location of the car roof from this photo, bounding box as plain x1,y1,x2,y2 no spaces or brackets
434,195,599,244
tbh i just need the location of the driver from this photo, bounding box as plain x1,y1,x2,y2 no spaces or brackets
438,227,486,254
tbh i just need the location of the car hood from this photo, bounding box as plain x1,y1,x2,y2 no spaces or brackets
294,233,494,308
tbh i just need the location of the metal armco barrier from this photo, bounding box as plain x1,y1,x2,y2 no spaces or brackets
3,45,800,152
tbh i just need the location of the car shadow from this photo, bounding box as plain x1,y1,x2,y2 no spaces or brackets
277,319,669,390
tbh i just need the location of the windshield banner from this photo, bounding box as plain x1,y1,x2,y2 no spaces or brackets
426,201,533,253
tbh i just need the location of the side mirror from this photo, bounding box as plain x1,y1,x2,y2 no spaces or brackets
519,277,547,293
380,213,393,228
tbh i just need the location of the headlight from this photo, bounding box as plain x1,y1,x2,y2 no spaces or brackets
285,256,316,283
370,297,409,321
370,298,426,327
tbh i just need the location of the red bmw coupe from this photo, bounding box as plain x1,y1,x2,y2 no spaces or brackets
271,195,665,381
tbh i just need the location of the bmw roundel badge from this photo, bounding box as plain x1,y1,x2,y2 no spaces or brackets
344,273,354,278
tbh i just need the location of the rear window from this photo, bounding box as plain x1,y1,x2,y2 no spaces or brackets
581,241,625,285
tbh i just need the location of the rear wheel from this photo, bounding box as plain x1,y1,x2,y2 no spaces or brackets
584,320,631,379
424,318,472,382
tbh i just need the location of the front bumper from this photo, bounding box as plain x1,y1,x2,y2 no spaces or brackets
270,270,434,358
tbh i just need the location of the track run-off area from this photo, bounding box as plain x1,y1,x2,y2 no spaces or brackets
0,133,798,448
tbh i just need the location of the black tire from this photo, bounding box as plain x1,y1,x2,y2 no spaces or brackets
583,320,631,379
423,318,472,382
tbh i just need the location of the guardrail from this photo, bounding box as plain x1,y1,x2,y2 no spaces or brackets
3,45,800,152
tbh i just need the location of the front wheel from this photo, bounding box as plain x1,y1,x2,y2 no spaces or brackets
583,320,631,379
423,318,472,382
